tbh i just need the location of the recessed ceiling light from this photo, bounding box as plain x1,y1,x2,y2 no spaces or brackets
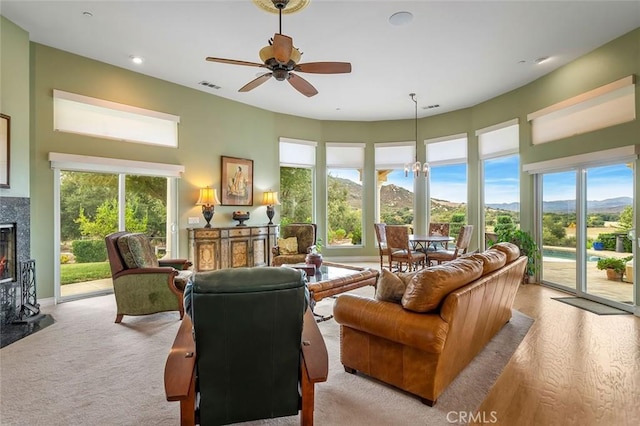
535,56,551,65
129,55,144,65
389,11,413,26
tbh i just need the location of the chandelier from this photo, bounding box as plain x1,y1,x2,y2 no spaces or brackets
404,93,430,178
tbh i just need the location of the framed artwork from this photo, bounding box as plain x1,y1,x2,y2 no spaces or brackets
0,114,9,188
221,156,253,206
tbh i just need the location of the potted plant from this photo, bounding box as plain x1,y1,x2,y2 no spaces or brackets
592,241,604,250
493,228,541,282
596,256,632,281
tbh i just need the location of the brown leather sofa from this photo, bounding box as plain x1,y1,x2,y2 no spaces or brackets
333,242,527,406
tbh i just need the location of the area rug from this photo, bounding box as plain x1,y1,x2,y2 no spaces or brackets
552,297,632,315
0,290,533,426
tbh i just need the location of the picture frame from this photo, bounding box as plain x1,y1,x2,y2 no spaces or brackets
0,114,9,188
221,156,253,206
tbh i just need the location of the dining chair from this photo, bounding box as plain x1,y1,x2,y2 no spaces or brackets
385,225,426,272
374,223,390,270
428,225,474,266
428,222,450,250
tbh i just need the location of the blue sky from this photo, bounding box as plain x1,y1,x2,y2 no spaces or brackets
329,159,633,204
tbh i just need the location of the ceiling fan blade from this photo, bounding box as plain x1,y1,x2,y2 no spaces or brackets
288,73,318,97
238,73,273,92
295,62,352,74
272,33,293,64
206,57,266,68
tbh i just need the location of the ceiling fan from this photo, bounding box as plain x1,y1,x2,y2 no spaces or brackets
206,0,351,97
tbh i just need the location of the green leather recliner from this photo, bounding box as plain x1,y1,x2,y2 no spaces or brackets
164,267,328,425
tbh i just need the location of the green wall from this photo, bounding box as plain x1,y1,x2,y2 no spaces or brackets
4,14,639,300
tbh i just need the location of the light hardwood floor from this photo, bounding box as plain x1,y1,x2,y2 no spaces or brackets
343,261,640,425
474,283,640,426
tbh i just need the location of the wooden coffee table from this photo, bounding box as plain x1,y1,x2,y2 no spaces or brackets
297,262,379,322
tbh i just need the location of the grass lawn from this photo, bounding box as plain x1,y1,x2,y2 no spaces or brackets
60,262,111,285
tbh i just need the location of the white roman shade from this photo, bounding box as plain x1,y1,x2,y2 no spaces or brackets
523,146,639,175
49,152,185,177
279,137,317,167
425,133,468,166
326,143,365,168
528,75,636,145
53,90,180,147
374,142,415,169
477,119,519,160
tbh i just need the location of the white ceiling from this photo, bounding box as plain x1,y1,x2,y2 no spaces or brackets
2,1,639,121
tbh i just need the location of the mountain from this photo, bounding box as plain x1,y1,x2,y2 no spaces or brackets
487,197,632,213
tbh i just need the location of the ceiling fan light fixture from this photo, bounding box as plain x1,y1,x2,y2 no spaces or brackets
259,45,301,64
252,0,310,14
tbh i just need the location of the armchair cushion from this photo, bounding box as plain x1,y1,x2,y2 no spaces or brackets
117,233,159,269
401,257,483,313
277,236,299,255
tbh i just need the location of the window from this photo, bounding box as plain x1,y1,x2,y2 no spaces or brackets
374,142,416,226
477,120,520,242
53,90,180,147
425,134,468,238
528,75,635,145
279,138,317,225
326,143,365,247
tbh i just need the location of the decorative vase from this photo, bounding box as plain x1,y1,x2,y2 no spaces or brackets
305,253,323,269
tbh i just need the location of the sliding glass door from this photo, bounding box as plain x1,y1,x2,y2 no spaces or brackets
539,162,635,310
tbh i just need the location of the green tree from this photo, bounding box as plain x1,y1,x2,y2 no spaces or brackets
494,215,516,235
76,199,148,238
280,167,313,224
616,205,633,232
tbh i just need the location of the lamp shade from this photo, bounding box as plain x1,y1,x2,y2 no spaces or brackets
196,187,221,206
262,191,280,206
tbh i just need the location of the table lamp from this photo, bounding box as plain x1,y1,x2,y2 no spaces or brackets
196,186,221,228
262,190,280,225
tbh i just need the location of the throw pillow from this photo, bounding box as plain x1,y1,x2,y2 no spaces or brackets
401,257,483,313
117,233,159,269
375,269,412,303
278,237,299,255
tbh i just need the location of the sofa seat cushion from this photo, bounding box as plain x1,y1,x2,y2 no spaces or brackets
401,258,483,313
117,233,159,269
375,269,416,303
489,242,520,263
467,250,507,275
334,294,449,353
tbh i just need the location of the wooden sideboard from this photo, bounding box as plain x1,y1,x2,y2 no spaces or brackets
187,225,278,272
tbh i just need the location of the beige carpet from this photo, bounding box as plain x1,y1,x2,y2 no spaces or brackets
0,287,532,426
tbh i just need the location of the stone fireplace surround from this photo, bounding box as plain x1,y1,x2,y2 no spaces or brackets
0,196,31,325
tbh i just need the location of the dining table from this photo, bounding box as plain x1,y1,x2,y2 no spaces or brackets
408,234,455,253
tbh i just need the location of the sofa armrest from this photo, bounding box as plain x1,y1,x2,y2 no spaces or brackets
333,294,449,354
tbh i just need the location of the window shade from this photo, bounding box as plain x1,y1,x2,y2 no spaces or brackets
522,145,639,175
279,137,317,167
528,75,636,145
53,90,180,147
477,119,519,159
326,143,365,168
49,152,184,177
425,134,467,166
374,142,414,168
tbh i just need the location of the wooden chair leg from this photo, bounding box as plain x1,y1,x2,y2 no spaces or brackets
300,361,315,426
115,314,123,323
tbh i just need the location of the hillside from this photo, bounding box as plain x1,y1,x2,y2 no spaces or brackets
329,176,631,216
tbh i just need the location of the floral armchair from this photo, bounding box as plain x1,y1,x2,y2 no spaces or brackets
105,231,192,323
272,223,317,266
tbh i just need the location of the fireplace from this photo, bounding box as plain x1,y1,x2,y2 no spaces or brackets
0,223,17,284
0,196,31,326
